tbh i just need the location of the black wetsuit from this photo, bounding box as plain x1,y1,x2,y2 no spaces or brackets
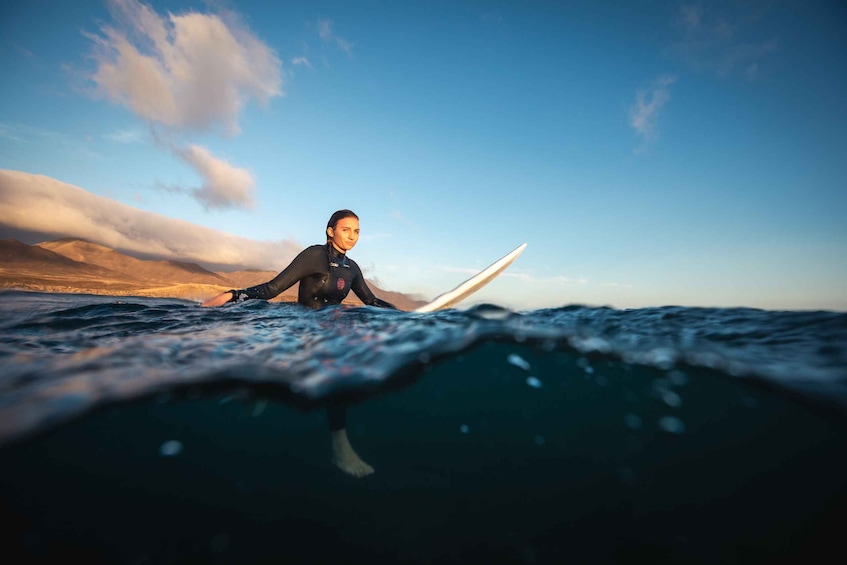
228,243,396,310
229,243,395,432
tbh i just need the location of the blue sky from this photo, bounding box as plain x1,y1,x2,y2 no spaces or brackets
1,0,845,311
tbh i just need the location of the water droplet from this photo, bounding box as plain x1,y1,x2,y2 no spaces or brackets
533,435,546,446
649,348,678,370
252,400,267,417
159,440,183,457
662,390,682,408
668,370,689,386
507,353,531,371
526,376,542,388
657,416,686,435
460,424,470,434
624,413,643,430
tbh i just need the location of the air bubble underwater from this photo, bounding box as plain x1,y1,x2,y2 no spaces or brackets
526,376,542,388
507,353,531,371
657,416,686,435
159,440,183,457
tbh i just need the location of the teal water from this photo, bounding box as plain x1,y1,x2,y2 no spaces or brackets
1,291,846,563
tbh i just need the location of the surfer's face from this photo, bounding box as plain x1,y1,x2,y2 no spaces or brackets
328,216,360,253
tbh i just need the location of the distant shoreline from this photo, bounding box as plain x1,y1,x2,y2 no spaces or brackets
0,282,266,303
0,237,427,310
0,280,425,310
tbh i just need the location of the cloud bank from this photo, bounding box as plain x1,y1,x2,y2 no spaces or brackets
0,169,298,271
87,0,282,211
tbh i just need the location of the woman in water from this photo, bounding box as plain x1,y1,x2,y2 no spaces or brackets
202,209,397,477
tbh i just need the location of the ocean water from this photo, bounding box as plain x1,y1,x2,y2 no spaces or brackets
1,290,846,564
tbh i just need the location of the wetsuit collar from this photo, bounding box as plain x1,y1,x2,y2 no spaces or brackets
326,242,346,256
326,243,349,268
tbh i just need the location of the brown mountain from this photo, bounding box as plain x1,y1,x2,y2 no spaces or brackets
0,238,426,310
215,268,277,289
0,238,152,293
37,238,231,286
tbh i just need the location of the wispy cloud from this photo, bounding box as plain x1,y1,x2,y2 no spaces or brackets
317,19,354,56
0,170,296,270
502,272,589,285
601,282,633,289
669,3,777,79
11,42,36,59
104,128,146,143
437,266,588,285
291,56,312,68
148,132,255,211
172,145,255,210
0,123,101,158
0,124,28,144
629,74,678,148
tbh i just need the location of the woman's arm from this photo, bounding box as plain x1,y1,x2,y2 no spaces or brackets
201,246,323,307
349,260,397,309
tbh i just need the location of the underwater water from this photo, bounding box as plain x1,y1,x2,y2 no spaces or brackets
1,290,846,564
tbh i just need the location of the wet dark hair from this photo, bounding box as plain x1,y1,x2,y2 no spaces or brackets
326,209,358,239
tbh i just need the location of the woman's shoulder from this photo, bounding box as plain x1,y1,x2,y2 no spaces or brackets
287,244,328,267
296,244,328,257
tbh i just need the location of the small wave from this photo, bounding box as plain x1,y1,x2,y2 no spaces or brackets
1,291,846,447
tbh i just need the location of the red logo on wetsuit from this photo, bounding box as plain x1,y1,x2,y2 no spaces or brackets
337,278,345,291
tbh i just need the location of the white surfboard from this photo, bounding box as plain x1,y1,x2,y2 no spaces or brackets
414,243,527,313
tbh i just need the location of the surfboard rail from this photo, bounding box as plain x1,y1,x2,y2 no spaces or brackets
413,243,527,313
